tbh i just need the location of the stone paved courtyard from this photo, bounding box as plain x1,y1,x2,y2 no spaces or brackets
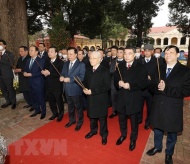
0,94,190,163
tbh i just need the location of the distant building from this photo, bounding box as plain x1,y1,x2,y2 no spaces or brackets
106,26,189,52
34,35,102,50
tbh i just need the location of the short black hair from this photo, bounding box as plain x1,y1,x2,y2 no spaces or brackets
0,39,6,45
164,45,179,53
49,46,57,52
78,50,84,55
111,45,118,50
67,46,78,54
125,46,136,53
118,47,124,51
19,46,28,51
98,48,105,54
39,43,45,47
30,45,38,51
154,48,162,53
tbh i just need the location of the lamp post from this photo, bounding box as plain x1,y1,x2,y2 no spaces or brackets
185,32,190,67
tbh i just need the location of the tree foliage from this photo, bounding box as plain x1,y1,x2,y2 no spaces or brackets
168,0,190,34
123,0,164,47
48,12,70,50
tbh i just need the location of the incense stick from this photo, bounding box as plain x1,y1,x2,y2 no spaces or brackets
50,62,61,76
156,58,161,81
74,77,85,89
116,63,123,81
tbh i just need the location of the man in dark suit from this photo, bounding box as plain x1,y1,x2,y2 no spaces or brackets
60,47,85,131
0,39,16,109
138,44,165,130
41,46,64,122
24,45,46,119
83,51,111,145
98,48,110,69
14,46,32,108
109,47,124,118
114,46,148,151
146,45,190,164
38,43,48,61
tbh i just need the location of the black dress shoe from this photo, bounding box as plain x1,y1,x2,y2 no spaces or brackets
129,141,136,151
57,117,63,122
1,103,11,108
30,112,41,117
11,104,16,109
85,132,97,139
146,147,162,156
144,123,150,130
49,114,58,120
23,105,31,108
40,114,46,119
65,122,76,128
75,125,82,131
116,136,126,145
165,154,173,164
102,137,107,145
29,107,35,112
109,112,117,118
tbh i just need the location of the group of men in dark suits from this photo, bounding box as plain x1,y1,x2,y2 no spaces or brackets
1,40,190,163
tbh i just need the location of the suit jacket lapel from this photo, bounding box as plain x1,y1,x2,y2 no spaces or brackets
165,62,180,81
68,60,79,75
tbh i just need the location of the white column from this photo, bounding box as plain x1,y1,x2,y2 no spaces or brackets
161,39,164,47
168,38,171,45
177,38,181,46
186,37,189,46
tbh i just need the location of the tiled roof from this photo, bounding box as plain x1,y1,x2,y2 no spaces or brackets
74,35,89,39
149,26,177,34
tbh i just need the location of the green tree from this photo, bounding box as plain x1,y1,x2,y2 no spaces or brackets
168,0,190,66
123,0,164,47
48,12,70,50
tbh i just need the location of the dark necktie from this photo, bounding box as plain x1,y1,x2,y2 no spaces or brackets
166,68,172,78
127,64,131,70
93,69,96,72
146,59,149,63
0,52,2,59
69,62,73,71
29,59,34,69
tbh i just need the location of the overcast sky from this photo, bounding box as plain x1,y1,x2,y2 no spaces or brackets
122,0,170,27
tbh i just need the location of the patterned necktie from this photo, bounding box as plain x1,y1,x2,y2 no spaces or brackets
166,68,172,78
146,59,149,63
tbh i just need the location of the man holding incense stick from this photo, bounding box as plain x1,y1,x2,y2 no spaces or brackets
41,46,64,122
0,39,16,109
146,45,190,164
83,51,111,145
60,47,85,131
24,45,46,119
114,46,148,151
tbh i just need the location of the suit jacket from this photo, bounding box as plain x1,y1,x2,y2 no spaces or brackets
16,55,30,92
61,60,85,96
0,50,14,78
110,58,124,90
149,62,190,132
139,56,165,96
114,60,148,115
24,57,45,91
38,51,48,61
100,58,110,70
83,65,111,118
44,57,64,92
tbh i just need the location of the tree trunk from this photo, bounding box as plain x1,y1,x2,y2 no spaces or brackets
0,0,28,64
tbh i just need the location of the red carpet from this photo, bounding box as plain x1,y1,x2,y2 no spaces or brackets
6,107,150,164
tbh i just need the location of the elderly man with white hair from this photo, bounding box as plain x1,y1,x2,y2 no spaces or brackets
83,51,111,145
